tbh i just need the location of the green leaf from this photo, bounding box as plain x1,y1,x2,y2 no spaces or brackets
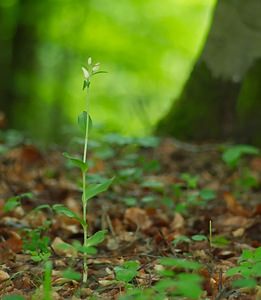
159,258,201,270
222,145,259,168
123,261,140,269
4,193,33,213
114,261,140,283
31,252,50,262
52,204,83,225
63,152,88,172
83,79,90,90
2,296,26,300
33,204,52,212
72,241,97,255
92,70,107,76
155,278,175,292
252,262,261,276
199,189,216,201
212,235,229,247
78,111,92,132
175,273,203,299
86,230,107,247
254,247,261,260
181,173,198,189
4,197,21,212
84,177,114,203
226,266,245,277
172,235,191,246
191,234,208,241
62,269,81,281
232,278,257,288
240,249,254,261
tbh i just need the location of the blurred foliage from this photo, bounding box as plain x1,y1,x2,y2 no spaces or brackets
0,0,216,140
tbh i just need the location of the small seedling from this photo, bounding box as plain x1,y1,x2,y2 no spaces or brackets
114,260,140,284
181,173,199,189
222,144,260,168
156,257,203,299
4,192,33,213
22,227,51,262
226,247,261,287
234,169,258,192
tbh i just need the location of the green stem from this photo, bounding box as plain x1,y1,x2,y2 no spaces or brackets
209,219,212,248
43,261,52,300
83,87,90,164
82,171,88,283
82,85,90,284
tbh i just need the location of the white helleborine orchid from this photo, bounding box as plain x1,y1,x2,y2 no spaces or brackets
82,67,90,80
92,63,100,73
87,57,92,66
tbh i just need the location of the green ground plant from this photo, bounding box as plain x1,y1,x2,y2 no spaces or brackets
226,247,261,288
119,257,203,300
173,174,216,215
114,260,140,286
54,58,114,283
22,227,51,262
3,193,33,213
222,144,260,168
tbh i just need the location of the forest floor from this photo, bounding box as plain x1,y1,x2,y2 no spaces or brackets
0,131,260,300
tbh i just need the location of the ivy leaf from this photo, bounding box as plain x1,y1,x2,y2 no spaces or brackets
63,152,88,173
52,204,84,225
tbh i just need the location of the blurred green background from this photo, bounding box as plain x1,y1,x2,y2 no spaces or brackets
0,0,216,141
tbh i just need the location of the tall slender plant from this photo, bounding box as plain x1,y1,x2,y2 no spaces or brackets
54,58,113,284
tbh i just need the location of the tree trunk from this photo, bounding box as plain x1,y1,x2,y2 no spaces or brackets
156,0,261,145
0,0,38,128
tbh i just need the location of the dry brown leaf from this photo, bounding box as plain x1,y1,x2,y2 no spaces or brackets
216,215,252,232
223,192,252,217
170,212,185,230
124,207,152,230
254,203,261,216
0,111,6,128
250,157,261,172
0,230,23,253
51,237,77,257
232,227,245,237
0,270,10,282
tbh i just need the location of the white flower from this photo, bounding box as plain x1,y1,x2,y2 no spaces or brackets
82,67,90,79
88,57,92,66
92,63,100,73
